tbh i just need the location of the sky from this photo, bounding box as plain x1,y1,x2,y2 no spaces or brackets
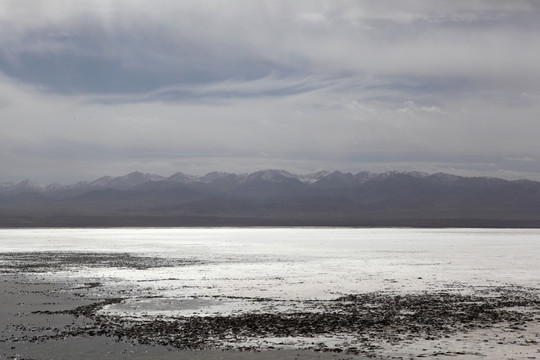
1,0,540,184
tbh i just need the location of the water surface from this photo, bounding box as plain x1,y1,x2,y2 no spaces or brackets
1,228,538,300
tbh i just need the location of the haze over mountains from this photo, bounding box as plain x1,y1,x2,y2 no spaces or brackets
2,170,540,227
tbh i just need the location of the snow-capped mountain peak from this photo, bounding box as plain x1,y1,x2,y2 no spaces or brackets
14,179,43,191
246,169,296,183
88,176,114,188
200,172,237,183
167,172,199,184
298,170,331,184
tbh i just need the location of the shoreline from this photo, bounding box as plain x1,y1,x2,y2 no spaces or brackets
3,224,540,230
2,213,540,229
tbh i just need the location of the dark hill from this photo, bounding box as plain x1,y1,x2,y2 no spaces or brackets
1,170,540,227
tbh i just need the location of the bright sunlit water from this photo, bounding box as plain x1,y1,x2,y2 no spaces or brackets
1,228,539,302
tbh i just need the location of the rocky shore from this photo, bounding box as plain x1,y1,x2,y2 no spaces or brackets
1,252,540,359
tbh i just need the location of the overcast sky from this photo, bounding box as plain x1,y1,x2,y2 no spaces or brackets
1,1,540,183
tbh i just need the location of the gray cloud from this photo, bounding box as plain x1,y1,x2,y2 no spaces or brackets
1,1,540,183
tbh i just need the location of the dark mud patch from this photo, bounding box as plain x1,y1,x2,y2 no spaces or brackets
26,287,540,356
0,252,203,273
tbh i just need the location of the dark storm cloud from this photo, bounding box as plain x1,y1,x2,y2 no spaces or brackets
0,22,283,95
1,1,540,183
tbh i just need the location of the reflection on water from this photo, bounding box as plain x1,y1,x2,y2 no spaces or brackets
1,228,539,301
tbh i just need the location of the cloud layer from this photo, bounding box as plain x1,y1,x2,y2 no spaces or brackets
1,1,540,182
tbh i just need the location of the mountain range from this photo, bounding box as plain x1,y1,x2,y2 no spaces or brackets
2,169,540,227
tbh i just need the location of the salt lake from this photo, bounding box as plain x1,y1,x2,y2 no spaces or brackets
1,227,540,358
1,227,539,300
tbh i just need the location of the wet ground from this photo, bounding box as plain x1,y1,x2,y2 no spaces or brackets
1,251,540,359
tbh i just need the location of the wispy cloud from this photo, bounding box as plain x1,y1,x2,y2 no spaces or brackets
1,1,540,182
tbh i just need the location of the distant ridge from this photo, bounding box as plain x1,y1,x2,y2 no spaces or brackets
1,170,540,228
0,169,528,194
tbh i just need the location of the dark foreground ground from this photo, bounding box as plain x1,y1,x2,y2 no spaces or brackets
1,252,540,359
3,212,540,228
1,274,359,360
